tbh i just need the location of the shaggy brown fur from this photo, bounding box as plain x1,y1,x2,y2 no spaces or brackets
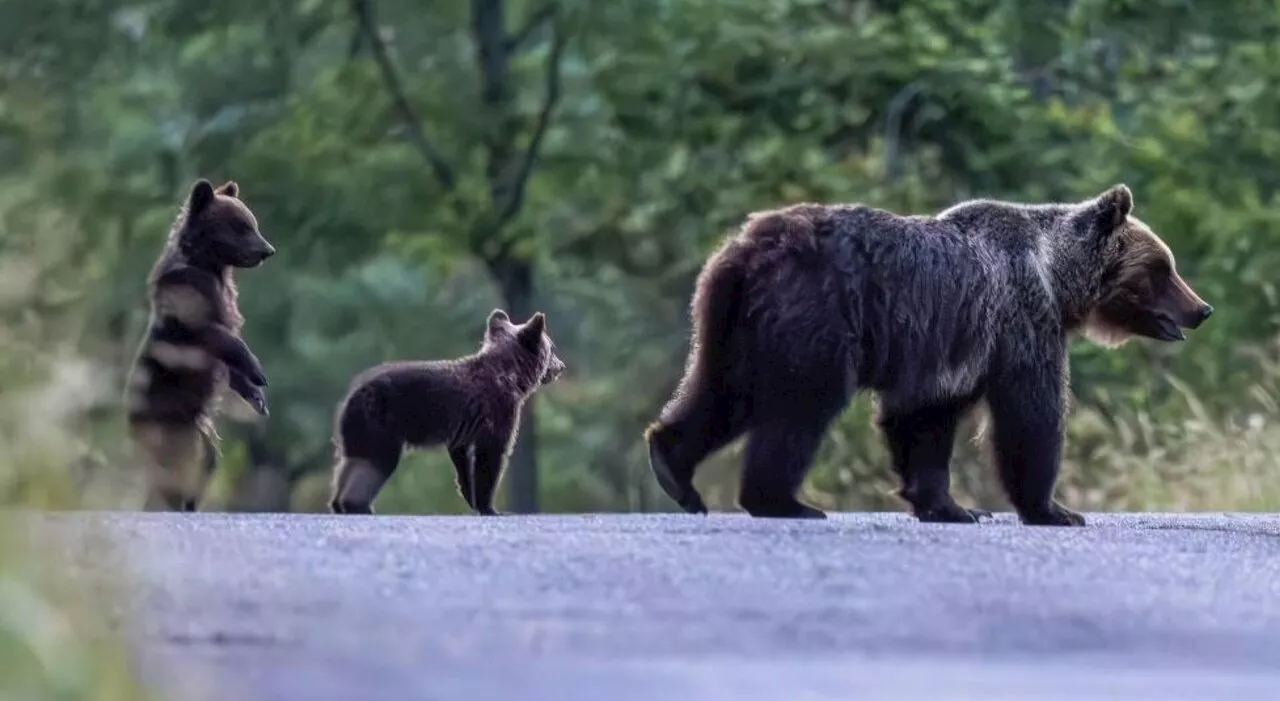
646,184,1211,525
125,179,276,512
328,309,567,515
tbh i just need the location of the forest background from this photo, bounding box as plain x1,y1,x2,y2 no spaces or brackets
3,0,1279,521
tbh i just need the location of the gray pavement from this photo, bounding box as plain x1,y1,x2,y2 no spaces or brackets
35,511,1280,701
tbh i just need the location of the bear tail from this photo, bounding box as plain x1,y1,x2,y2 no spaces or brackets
686,207,816,366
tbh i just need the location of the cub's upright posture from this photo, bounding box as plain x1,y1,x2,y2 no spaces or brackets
329,309,566,515
126,179,276,511
647,185,1212,525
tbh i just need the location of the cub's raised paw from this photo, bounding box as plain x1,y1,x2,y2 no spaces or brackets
249,368,269,388
244,387,269,417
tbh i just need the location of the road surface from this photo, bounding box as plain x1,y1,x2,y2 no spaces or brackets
37,511,1280,701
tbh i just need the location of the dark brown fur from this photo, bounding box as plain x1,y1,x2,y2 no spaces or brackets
125,179,276,512
328,309,566,515
646,185,1211,525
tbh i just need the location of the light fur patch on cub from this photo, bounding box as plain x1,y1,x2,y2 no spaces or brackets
151,341,213,370
156,284,214,327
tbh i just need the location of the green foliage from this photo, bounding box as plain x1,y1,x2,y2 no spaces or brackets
2,0,1280,523
0,186,161,699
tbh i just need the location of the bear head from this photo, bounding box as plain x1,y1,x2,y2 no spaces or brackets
178,179,276,270
1078,184,1213,348
484,309,567,385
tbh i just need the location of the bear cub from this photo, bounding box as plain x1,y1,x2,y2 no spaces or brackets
125,178,276,512
646,184,1212,526
329,309,566,515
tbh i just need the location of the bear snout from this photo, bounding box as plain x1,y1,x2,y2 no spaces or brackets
543,357,566,383
1175,302,1213,330
1165,274,1211,330
243,241,275,267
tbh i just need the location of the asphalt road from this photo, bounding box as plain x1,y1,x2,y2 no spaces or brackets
36,511,1280,701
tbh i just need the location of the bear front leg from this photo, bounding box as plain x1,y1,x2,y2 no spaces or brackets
987,352,1085,527
228,367,269,416
470,420,517,516
737,417,834,519
878,400,990,524
447,443,476,511
201,326,268,388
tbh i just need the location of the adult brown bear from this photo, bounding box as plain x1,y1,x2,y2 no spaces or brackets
646,185,1212,526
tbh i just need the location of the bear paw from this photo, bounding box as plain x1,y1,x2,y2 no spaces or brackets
740,496,827,520
1021,503,1086,527
914,500,992,524
647,434,708,515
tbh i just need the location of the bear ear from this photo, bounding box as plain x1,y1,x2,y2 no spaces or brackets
1095,183,1134,233
518,312,546,346
487,309,511,334
188,179,215,213
216,180,239,198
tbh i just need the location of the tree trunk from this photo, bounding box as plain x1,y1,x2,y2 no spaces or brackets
357,0,564,513
492,256,539,513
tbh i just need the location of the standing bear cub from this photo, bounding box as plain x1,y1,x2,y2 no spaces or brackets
125,179,276,512
646,184,1212,526
329,309,566,515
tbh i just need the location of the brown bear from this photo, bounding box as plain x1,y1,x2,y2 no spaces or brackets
124,179,276,512
328,309,566,516
645,184,1212,526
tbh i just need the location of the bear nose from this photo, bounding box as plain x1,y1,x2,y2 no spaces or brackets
1184,303,1212,329
262,243,276,258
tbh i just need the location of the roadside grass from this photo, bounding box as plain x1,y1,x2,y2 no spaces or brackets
0,342,159,699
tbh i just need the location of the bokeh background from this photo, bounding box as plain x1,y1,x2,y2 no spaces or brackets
5,0,1280,520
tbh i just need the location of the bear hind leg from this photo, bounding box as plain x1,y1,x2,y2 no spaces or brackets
329,408,401,515
131,421,210,513
330,457,394,514
329,445,399,515
646,388,747,515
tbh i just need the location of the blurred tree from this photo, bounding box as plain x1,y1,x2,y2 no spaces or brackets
346,0,570,512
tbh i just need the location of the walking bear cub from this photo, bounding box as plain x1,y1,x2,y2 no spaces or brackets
126,179,276,512
646,185,1212,526
329,309,566,515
